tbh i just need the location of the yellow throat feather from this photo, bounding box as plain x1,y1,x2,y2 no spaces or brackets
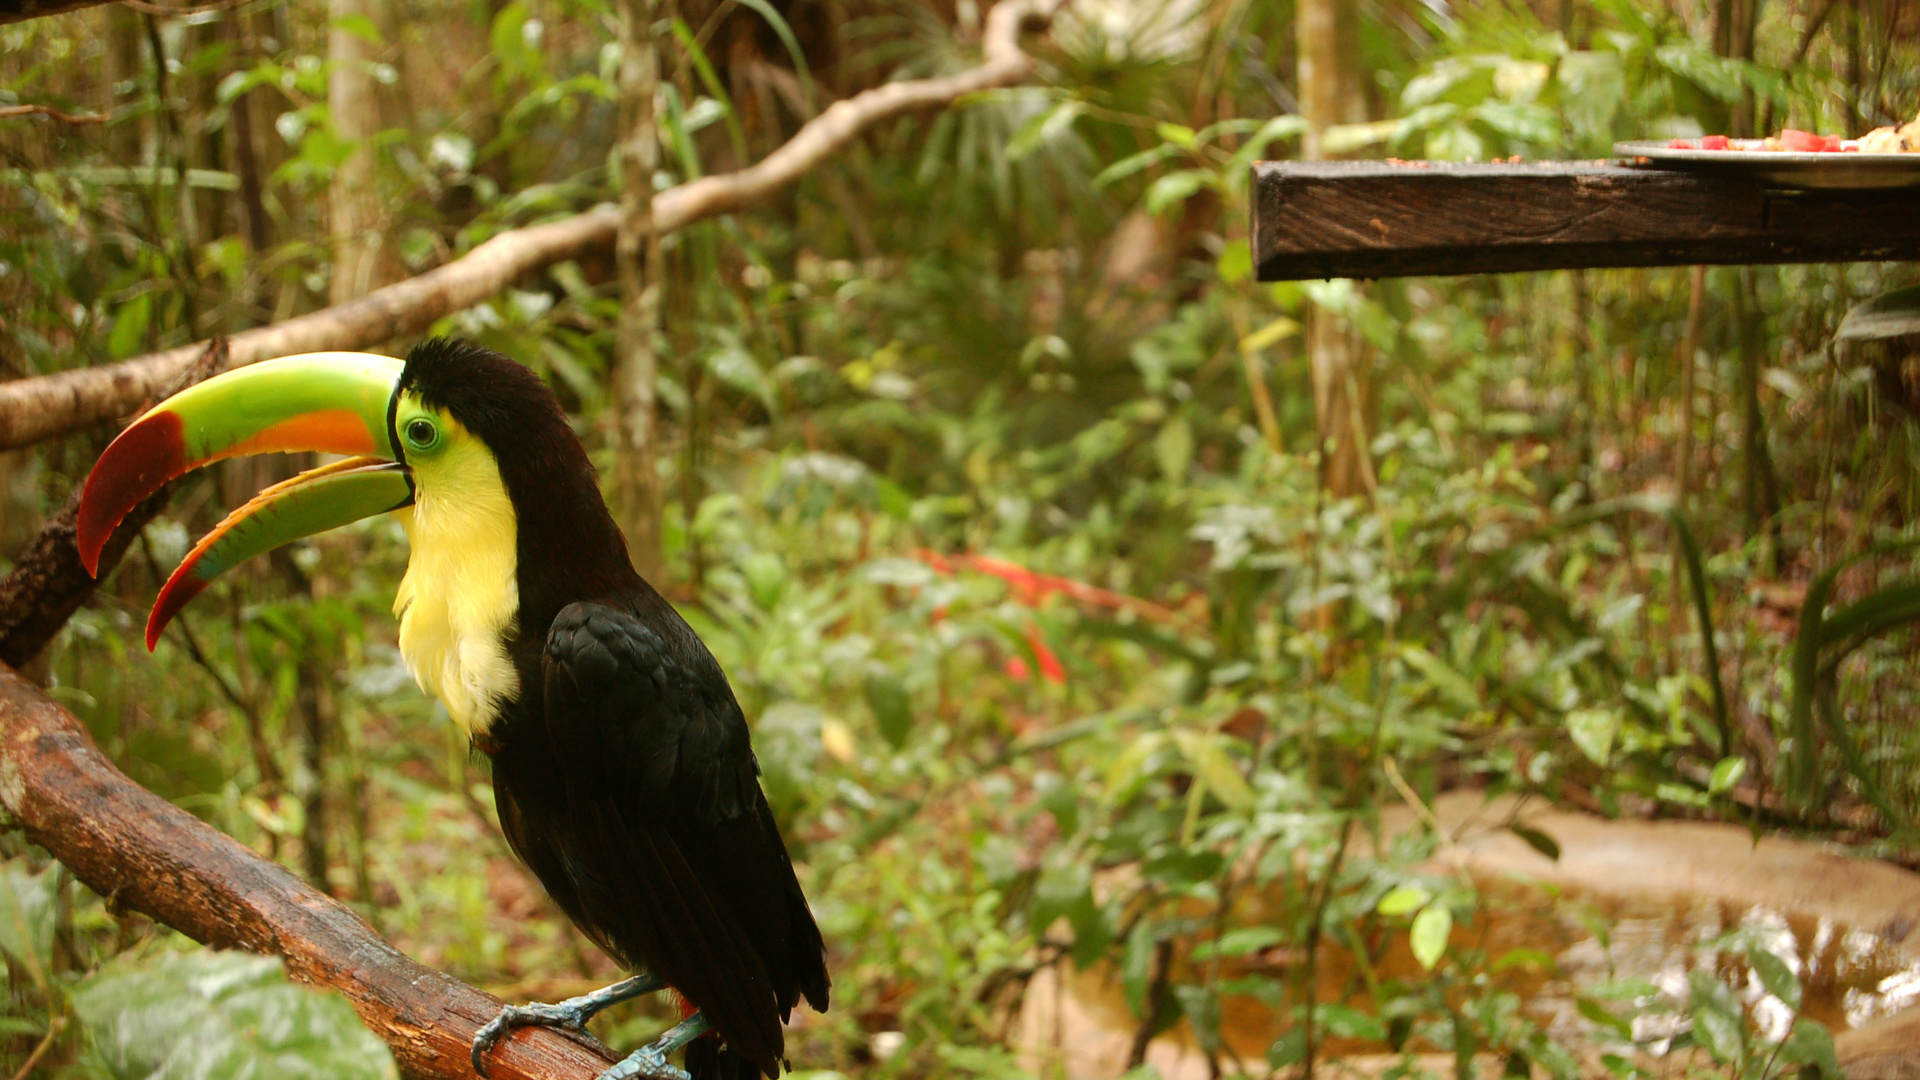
392,416,521,737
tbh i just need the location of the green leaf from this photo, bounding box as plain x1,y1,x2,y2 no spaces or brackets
1153,416,1193,482
1837,284,1920,341
1315,1004,1385,1041
1189,926,1284,961
1104,730,1166,804
1566,707,1619,766
1216,242,1252,285
1509,823,1561,861
1238,316,1300,355
1686,972,1745,1063
703,342,774,410
1144,170,1213,216
1689,1004,1743,1063
1171,984,1221,1055
1470,101,1558,145
73,951,397,1080
1747,946,1800,1009
1785,537,1920,820
1557,52,1624,148
1426,122,1486,162
670,18,746,164
331,12,383,45
1268,1027,1307,1067
1120,923,1158,1014
1030,859,1092,936
0,860,57,990
1171,730,1254,812
1375,884,1431,917
1140,848,1224,885
1400,645,1479,711
1575,997,1633,1040
731,0,812,101
864,668,913,749
742,550,787,611
1410,903,1452,970
1779,1019,1841,1079
1401,58,1478,108
1154,122,1196,150
1653,43,1746,103
1093,145,1180,188
108,292,152,361
1708,756,1746,795
1318,118,1400,155
1226,115,1308,177
1008,102,1084,161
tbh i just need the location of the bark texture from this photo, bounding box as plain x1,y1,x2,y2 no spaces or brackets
329,0,388,303
1250,160,1920,279
1296,0,1372,500
0,0,107,25
0,663,621,1080
612,0,667,583
0,0,1062,453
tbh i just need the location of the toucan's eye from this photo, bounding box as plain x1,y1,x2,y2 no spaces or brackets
405,418,438,450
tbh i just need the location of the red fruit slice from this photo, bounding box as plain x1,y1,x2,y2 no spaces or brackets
1780,129,1827,152
1701,135,1730,150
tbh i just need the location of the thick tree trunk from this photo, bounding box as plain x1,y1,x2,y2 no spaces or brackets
317,0,390,886
1735,268,1781,567
329,0,387,305
1713,0,1757,134
1296,0,1372,500
612,0,667,584
103,5,148,164
228,13,274,261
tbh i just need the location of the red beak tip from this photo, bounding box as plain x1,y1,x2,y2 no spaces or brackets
77,538,104,578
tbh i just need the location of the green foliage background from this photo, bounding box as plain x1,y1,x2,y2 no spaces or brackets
1,0,1918,1077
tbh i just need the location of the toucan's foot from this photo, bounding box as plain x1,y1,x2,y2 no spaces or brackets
471,974,666,1077
596,1012,712,1080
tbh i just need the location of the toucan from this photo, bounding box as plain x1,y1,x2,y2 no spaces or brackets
74,338,830,1080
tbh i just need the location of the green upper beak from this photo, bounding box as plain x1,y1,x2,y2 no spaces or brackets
76,352,415,649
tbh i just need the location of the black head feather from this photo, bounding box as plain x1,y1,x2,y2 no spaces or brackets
400,337,571,455
399,337,641,634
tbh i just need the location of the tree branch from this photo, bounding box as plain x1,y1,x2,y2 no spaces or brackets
0,0,1062,452
0,337,227,669
0,103,107,124
0,0,108,26
0,662,620,1080
0,335,617,1078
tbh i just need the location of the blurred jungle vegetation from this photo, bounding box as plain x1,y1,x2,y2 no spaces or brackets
2,0,1920,1076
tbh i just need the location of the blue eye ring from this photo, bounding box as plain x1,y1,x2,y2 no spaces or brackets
404,417,439,450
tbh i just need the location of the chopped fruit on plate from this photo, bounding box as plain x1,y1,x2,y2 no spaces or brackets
1779,128,1843,152
1859,115,1920,154
1661,111,1919,154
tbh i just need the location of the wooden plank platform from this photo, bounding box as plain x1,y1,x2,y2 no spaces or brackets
1252,159,1920,281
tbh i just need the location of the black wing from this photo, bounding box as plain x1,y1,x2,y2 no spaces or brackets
505,599,828,1076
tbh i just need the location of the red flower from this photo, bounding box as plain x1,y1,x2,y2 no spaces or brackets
1025,623,1065,684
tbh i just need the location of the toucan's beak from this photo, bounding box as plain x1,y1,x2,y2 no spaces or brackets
76,352,413,649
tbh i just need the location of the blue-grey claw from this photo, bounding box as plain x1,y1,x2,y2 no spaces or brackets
471,974,667,1077
598,1044,690,1080
594,1011,712,1080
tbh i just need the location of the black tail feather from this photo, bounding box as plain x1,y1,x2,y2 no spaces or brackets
686,1037,771,1080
